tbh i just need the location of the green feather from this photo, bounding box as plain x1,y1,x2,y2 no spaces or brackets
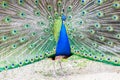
0,0,120,72
53,17,62,42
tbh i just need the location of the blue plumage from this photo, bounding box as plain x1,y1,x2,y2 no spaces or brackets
55,15,71,57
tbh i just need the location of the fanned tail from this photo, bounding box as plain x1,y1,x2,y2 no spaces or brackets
63,0,120,66
0,0,59,72
0,0,120,72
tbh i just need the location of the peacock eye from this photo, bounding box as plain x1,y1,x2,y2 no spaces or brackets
4,16,11,23
5,66,8,69
68,15,72,20
89,54,92,56
34,10,40,16
30,59,34,62
40,55,42,57
67,6,72,12
25,59,28,62
1,1,8,8
57,1,62,7
47,5,52,11
36,56,38,58
106,26,114,32
107,58,110,61
20,0,22,3
92,43,98,48
112,15,119,21
19,62,22,64
113,2,120,9
99,58,102,60
96,0,104,5
12,64,14,65
13,30,16,33
80,47,84,50
97,11,104,17
37,21,45,26
20,37,26,43
94,56,97,59
94,23,101,28
99,36,105,41
13,45,16,47
32,32,36,36
18,12,26,18
18,0,24,5
25,59,29,63
54,12,59,18
89,29,95,34
79,34,84,39
81,10,87,16
48,16,52,20
107,41,113,46
34,0,39,5
2,36,8,41
80,0,87,5
115,60,118,62
11,29,18,35
116,34,120,39
35,55,39,60
101,54,104,57
79,19,84,25
114,4,118,7
11,64,15,67
24,24,30,29
29,44,33,48
82,0,84,2
12,44,17,49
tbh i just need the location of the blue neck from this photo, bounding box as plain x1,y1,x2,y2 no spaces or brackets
55,19,71,56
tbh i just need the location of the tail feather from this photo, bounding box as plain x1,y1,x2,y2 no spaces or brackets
66,0,120,66
70,39,120,66
0,0,120,72
0,0,57,72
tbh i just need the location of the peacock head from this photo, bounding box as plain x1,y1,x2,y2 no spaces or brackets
61,14,66,21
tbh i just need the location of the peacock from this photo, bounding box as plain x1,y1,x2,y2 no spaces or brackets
0,0,120,73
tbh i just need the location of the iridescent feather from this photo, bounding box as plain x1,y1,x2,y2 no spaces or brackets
0,0,120,72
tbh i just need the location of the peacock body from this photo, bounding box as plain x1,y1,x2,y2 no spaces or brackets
0,0,120,72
